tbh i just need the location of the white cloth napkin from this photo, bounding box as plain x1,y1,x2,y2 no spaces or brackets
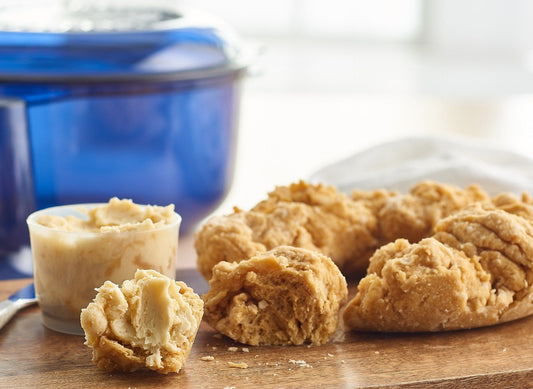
310,136,533,196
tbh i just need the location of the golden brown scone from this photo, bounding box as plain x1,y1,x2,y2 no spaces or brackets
371,181,490,244
195,181,377,279
492,191,533,222
202,246,348,346
344,204,533,332
194,209,267,280
343,238,498,332
434,204,533,324
351,188,399,215
81,269,203,374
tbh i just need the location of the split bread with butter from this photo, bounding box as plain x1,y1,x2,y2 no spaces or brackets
80,269,204,374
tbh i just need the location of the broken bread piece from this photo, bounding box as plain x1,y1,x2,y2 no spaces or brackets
80,269,203,374
344,204,533,332
202,245,348,346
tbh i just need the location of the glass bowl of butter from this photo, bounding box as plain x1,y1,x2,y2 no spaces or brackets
26,197,181,335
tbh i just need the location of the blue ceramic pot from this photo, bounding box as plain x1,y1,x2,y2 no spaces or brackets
0,4,247,234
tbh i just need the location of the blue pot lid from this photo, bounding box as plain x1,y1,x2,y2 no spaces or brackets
0,3,247,82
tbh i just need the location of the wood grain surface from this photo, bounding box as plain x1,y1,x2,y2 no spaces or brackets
1,270,532,388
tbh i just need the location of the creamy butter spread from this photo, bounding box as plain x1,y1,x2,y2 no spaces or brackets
36,197,178,233
27,198,181,335
81,269,204,373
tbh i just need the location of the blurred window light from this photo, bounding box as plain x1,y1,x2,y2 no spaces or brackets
298,0,422,41
182,0,422,41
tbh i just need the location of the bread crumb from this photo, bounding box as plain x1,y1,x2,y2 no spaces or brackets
289,359,312,368
228,361,248,369
200,356,215,361
228,346,239,352
374,351,380,354
327,353,334,357
242,347,250,353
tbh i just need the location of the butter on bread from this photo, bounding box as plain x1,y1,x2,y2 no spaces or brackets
81,269,203,374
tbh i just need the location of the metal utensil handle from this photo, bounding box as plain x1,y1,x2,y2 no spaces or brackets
0,298,37,330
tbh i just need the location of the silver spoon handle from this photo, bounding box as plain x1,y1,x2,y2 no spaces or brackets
0,298,37,330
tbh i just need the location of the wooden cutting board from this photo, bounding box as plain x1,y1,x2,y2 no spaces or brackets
1,269,532,388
